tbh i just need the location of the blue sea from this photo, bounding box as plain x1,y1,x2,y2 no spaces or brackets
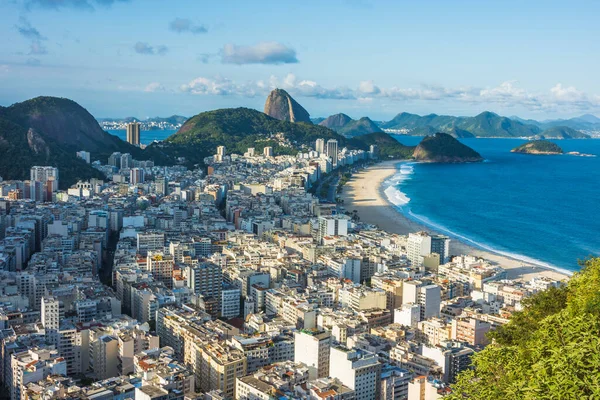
385,136,600,273
106,129,177,145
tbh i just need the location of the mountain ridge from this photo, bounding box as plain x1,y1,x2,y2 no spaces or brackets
381,111,597,138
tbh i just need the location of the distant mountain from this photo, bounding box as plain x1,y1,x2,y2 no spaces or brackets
539,126,590,139
512,114,600,132
413,133,483,163
512,140,563,155
381,111,547,138
310,117,326,124
338,117,382,137
319,113,353,130
319,113,382,137
574,114,600,124
264,89,312,123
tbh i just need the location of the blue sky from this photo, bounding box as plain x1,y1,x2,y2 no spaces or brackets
1,0,599,120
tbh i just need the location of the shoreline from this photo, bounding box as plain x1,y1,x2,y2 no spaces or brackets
340,160,572,282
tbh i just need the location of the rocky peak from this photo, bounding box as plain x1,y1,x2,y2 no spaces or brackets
264,89,311,123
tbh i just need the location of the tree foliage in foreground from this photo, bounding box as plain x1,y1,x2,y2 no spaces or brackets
449,258,600,400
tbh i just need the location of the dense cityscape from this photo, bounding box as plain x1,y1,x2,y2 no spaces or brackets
3,1,600,399
0,120,565,400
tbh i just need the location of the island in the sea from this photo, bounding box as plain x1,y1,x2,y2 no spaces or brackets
412,132,483,162
511,140,563,155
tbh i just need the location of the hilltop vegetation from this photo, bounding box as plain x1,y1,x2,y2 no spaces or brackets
449,258,600,400
0,117,105,188
413,133,483,162
511,140,563,155
164,107,415,163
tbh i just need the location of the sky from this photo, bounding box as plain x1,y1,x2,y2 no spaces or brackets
1,0,599,120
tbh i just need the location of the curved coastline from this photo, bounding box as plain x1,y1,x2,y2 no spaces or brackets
340,160,572,281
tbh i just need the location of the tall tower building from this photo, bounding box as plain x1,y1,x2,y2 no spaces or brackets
130,168,145,184
146,252,174,289
120,153,133,169
30,166,59,192
407,232,432,268
329,346,382,400
41,296,63,345
430,235,450,264
185,262,223,301
294,330,331,380
126,122,141,146
263,146,273,157
315,138,325,154
326,139,339,167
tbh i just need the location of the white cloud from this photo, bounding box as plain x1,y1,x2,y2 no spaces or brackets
358,80,380,95
221,42,298,65
180,76,260,97
179,74,600,113
144,82,165,92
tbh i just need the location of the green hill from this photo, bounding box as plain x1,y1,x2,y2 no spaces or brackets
0,96,176,187
412,132,483,162
381,111,543,138
511,140,563,155
0,97,130,153
337,117,382,137
0,117,105,188
319,113,353,130
348,132,414,159
165,107,414,163
539,126,590,139
449,258,600,400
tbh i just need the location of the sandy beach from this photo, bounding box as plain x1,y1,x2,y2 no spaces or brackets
340,160,571,282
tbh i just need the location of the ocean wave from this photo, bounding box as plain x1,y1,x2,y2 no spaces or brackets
405,210,574,276
382,163,415,206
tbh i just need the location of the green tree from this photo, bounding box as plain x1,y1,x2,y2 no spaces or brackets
449,258,600,400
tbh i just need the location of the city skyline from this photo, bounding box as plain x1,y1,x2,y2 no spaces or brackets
1,0,600,120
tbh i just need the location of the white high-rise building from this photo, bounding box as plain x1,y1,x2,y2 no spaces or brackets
394,303,421,327
402,281,441,320
30,166,59,192
41,296,63,346
263,146,273,157
318,215,349,243
330,346,382,400
326,139,339,167
407,232,432,268
294,330,331,380
315,138,325,154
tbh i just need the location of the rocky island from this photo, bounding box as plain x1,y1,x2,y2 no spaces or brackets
412,132,483,163
511,140,563,155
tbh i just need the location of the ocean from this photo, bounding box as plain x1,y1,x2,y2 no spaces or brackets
385,136,600,273
106,129,177,145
